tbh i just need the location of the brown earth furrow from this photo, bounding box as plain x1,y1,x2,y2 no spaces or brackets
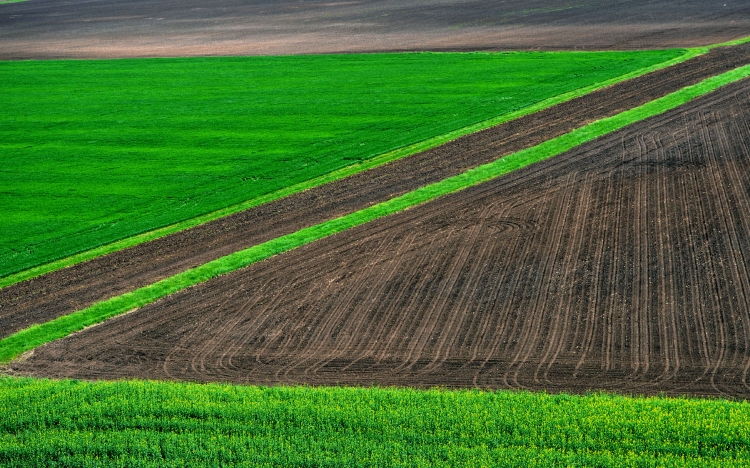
656,156,679,386
544,177,596,383
602,173,626,374
486,205,549,389
571,175,605,379
339,234,419,369
254,234,391,376
14,78,750,398
402,221,482,373
597,174,623,376
370,232,441,367
507,173,577,388
557,178,589,380
601,174,621,373
189,288,253,379
723,115,750,395
696,112,727,383
380,235,447,374
418,219,496,374
701,111,750,395
296,265,377,379
666,124,688,382
680,116,710,374
3,42,750,340
655,129,685,388
433,217,499,372
220,284,280,374
704,116,733,395
631,134,649,380
468,209,526,387
462,232,507,365
309,233,420,373
573,180,604,378
327,231,440,378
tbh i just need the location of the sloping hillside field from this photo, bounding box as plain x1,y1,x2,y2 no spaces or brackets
3,3,750,460
4,44,750,339
14,75,750,398
0,49,683,279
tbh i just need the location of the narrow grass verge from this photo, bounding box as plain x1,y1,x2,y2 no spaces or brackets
1,377,749,466
0,47,701,289
2,64,749,364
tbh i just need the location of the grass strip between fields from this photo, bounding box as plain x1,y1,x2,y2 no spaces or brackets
2,64,749,364
0,47,705,289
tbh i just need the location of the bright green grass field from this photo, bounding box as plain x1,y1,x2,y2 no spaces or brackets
1,377,749,467
0,50,683,278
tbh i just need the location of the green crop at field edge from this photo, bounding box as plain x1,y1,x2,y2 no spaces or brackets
0,49,685,281
0,377,748,467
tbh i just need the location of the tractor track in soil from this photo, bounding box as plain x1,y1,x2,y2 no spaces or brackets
2,42,750,340
14,77,750,398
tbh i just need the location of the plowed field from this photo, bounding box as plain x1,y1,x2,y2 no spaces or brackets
15,77,750,399
1,0,749,59
3,43,749,340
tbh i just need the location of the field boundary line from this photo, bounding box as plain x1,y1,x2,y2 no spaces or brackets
2,63,749,364
0,48,701,290
708,34,750,48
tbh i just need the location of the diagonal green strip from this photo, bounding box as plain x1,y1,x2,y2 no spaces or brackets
0,47,702,289
2,64,750,364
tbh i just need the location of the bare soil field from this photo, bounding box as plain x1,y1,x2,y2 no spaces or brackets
3,43,750,340
14,78,750,399
1,0,749,60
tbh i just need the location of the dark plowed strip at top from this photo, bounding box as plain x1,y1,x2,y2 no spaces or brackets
1,43,750,339
15,78,750,398
1,0,749,59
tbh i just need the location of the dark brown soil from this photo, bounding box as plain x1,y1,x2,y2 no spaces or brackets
1,0,749,60
14,77,750,398
3,43,750,341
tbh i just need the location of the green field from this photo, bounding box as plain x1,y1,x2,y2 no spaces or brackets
0,49,685,279
1,377,748,467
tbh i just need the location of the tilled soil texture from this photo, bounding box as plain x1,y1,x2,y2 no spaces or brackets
1,0,749,60
3,43,750,340
15,78,750,399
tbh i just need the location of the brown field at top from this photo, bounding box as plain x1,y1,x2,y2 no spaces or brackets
14,77,750,399
1,0,749,59
2,43,749,341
